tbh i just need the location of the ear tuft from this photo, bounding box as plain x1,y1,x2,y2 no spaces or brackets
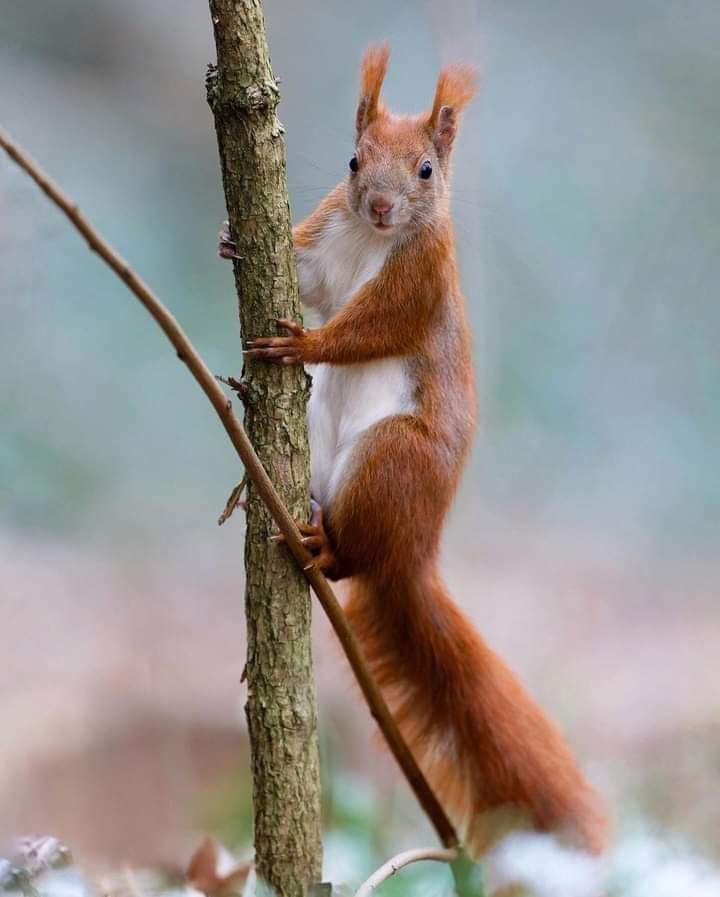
428,63,478,129
356,43,390,137
427,64,477,158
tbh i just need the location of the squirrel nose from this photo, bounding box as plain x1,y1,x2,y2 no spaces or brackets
369,195,394,218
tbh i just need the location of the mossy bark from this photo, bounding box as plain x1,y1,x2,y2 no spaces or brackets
206,3,322,895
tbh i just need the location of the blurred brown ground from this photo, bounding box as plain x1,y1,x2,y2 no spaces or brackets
2,518,718,867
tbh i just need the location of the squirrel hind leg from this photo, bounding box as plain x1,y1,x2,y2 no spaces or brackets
326,414,454,579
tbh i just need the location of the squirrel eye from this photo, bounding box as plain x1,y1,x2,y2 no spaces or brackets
349,155,359,173
419,160,433,180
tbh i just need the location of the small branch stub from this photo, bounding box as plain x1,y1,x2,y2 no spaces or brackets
218,476,247,526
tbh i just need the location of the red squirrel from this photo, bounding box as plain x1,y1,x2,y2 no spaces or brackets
239,44,608,855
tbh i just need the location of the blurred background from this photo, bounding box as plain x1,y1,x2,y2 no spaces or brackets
1,0,719,892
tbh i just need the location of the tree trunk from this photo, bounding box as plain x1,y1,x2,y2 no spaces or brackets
206,4,322,895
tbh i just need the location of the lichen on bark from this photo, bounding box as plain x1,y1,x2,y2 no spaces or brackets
207,3,322,895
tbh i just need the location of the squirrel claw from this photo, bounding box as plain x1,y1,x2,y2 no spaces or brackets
297,501,337,572
270,501,337,573
244,319,308,364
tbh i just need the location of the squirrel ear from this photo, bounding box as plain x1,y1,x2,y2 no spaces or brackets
356,43,390,138
427,64,477,157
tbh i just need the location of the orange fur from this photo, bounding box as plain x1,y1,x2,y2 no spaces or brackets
299,219,454,365
253,45,609,856
346,574,608,855
296,218,608,853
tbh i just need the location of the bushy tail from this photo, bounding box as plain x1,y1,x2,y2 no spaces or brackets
345,568,609,856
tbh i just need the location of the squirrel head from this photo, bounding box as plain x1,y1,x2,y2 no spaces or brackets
346,43,477,238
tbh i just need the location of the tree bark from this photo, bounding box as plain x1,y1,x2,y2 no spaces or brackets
206,4,322,895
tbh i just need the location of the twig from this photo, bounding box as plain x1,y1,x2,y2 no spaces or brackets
354,847,459,897
0,129,459,851
218,475,248,526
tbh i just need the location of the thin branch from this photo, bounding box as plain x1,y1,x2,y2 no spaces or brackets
0,129,459,852
354,847,459,897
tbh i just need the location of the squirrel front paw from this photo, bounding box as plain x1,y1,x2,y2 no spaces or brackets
245,319,308,365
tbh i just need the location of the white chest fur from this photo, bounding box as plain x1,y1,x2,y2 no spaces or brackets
296,209,417,506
